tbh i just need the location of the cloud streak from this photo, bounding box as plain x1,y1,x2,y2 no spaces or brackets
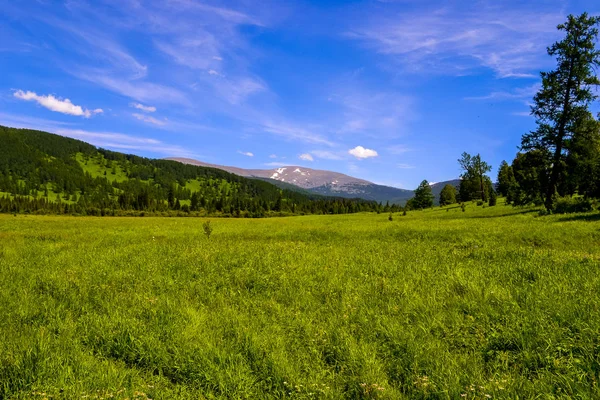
14,90,102,118
131,103,156,113
348,4,563,78
132,113,166,126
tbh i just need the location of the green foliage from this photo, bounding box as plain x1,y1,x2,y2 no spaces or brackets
554,196,595,213
521,13,600,210
489,189,497,206
496,160,516,198
411,180,434,209
438,184,457,206
510,150,551,206
2,207,600,397
202,220,213,238
458,152,492,202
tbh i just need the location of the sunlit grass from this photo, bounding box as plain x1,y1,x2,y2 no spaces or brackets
1,203,599,398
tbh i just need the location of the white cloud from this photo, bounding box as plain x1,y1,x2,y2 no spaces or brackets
264,161,287,167
208,69,220,76
269,154,277,159
131,102,156,112
299,153,314,161
349,146,378,159
397,163,415,169
13,90,102,118
132,113,166,126
238,151,254,157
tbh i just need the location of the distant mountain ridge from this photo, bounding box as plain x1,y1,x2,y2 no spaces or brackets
167,157,460,204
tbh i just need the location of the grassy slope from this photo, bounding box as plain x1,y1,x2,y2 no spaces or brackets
1,203,600,398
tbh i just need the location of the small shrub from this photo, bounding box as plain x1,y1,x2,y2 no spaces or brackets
554,196,594,214
489,191,497,206
202,220,213,239
476,200,484,206
403,210,407,216
388,213,393,221
460,203,466,212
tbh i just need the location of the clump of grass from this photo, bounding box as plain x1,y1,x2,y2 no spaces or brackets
202,220,213,239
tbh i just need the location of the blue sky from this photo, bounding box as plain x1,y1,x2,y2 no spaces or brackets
1,0,598,189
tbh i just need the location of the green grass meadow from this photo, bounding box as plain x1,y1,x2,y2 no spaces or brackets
1,203,600,399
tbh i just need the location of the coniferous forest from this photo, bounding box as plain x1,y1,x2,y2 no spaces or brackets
0,126,380,217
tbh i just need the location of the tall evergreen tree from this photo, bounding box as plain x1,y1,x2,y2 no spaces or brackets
496,160,516,198
458,152,492,202
521,13,600,210
413,180,434,209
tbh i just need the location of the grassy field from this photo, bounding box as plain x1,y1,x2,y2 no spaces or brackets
1,203,600,399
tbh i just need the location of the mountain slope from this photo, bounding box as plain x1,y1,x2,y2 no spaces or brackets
168,157,456,204
0,126,378,216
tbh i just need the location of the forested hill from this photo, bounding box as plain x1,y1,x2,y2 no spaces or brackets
0,126,379,216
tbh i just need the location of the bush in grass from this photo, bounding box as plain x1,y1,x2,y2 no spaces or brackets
203,220,213,239
489,190,497,206
554,196,594,214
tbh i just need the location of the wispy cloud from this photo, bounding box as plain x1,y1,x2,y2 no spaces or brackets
465,84,540,101
387,144,412,154
132,113,166,126
327,73,415,138
54,128,192,156
299,153,313,161
348,4,563,78
261,122,334,146
77,74,188,105
14,90,102,118
349,146,378,159
0,112,196,157
264,161,287,167
131,102,156,113
397,163,415,169
238,151,254,157
311,150,344,160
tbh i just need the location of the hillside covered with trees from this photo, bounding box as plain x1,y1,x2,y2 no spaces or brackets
0,126,379,217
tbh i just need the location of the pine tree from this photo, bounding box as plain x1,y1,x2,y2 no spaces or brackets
458,152,492,201
521,13,600,210
496,160,516,198
413,180,434,209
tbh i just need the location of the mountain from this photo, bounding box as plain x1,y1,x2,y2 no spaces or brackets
167,158,458,204
0,126,378,216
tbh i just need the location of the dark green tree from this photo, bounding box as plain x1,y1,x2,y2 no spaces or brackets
521,13,600,210
439,184,457,206
496,160,516,198
458,152,492,201
413,180,434,209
